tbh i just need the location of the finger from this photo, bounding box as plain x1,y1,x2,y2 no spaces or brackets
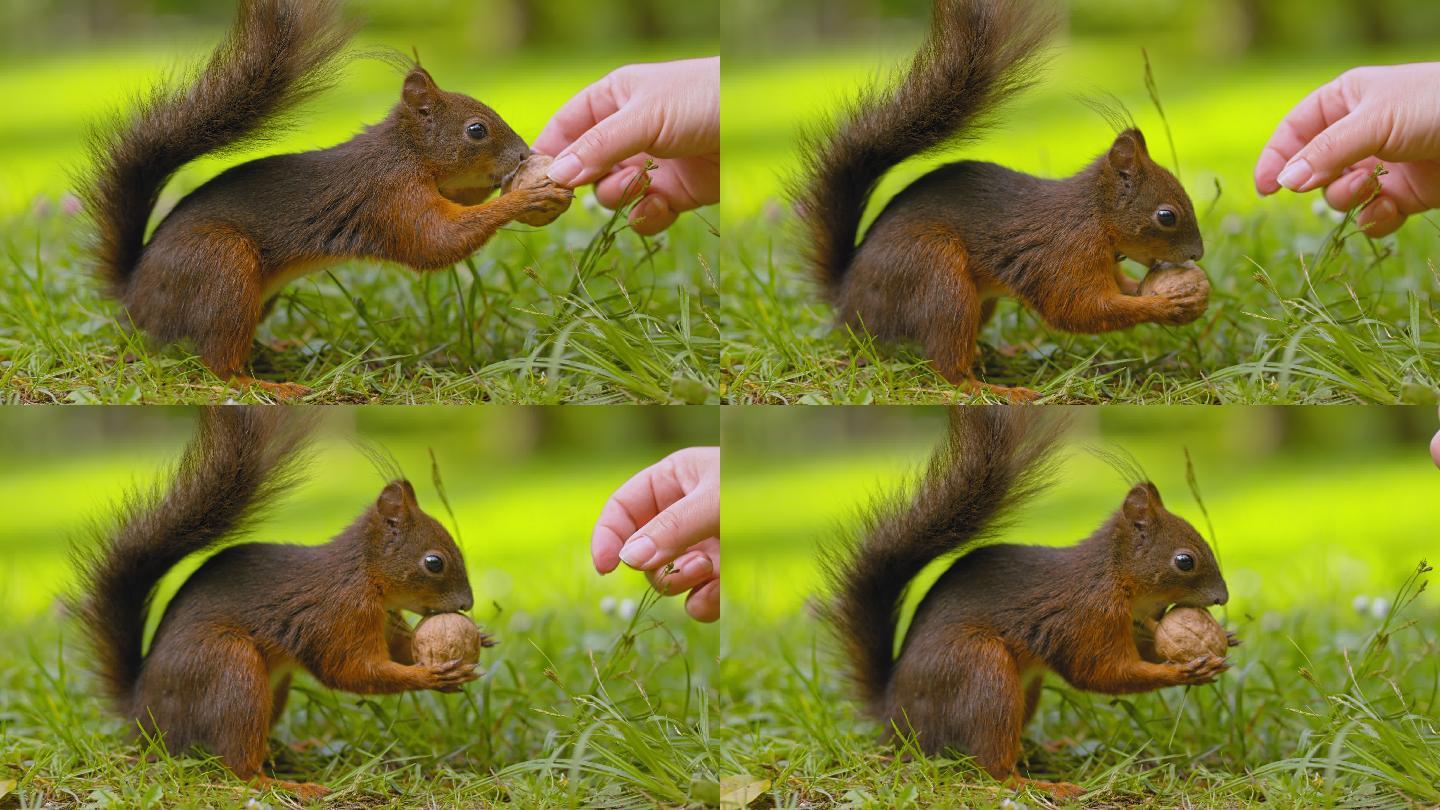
685,579,719,623
1323,162,1381,212
1255,79,1351,194
533,75,625,158
1277,111,1387,194
622,487,718,570
549,104,661,189
1357,196,1405,237
593,160,650,210
630,195,677,236
647,546,716,595
591,458,688,575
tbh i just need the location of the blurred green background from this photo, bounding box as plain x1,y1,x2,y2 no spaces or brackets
725,406,1440,623
0,0,718,215
722,0,1440,222
0,406,718,628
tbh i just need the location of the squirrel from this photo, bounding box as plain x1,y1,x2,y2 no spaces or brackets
792,0,1208,401
80,0,573,398
70,407,483,799
821,406,1233,799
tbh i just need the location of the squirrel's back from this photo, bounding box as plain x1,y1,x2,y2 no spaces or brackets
81,0,354,296
70,407,314,710
821,407,1065,711
790,0,1055,292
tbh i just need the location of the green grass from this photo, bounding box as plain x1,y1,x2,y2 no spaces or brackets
3,588,715,809
717,408,1440,807
715,565,1439,809
0,412,719,808
0,41,719,405
719,38,1440,404
2,193,719,405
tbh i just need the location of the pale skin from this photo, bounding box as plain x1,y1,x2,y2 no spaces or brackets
1255,62,1440,237
1256,66,1440,463
533,57,719,236
591,447,719,622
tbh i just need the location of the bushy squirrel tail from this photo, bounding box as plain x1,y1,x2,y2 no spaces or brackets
80,0,353,295
790,0,1055,290
821,406,1065,712
70,407,314,711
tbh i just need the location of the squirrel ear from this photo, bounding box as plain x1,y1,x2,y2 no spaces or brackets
377,480,414,523
1107,129,1146,176
402,67,438,115
1121,482,1160,536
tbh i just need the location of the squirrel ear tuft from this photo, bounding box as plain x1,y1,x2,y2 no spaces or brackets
402,67,438,115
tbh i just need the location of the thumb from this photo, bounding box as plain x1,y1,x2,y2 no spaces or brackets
1277,111,1387,194
548,104,657,189
617,489,718,572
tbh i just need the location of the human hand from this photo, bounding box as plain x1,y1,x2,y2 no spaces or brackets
533,57,719,236
591,447,719,622
1255,62,1440,237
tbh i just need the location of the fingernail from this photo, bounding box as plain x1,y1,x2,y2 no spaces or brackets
548,153,582,187
618,536,656,568
1276,159,1314,192
680,554,712,579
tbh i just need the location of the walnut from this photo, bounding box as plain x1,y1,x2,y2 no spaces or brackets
501,154,573,226
411,613,482,666
1154,606,1229,662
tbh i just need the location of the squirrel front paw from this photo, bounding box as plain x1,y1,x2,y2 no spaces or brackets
422,658,479,693
1176,654,1229,685
1141,262,1211,325
1156,287,1209,326
511,183,574,227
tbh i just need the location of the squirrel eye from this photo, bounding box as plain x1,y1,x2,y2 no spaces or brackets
466,122,488,140
1155,207,1178,228
1174,553,1195,572
423,554,444,574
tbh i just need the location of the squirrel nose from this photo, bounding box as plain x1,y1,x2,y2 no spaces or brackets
1190,245,1205,262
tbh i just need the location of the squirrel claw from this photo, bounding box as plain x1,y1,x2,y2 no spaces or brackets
1179,653,1230,683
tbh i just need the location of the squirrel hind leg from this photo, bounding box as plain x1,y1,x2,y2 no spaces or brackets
139,634,274,780
888,634,1026,779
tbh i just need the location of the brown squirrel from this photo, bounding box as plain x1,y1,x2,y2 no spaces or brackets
70,407,483,798
81,0,573,398
793,0,1208,400
822,407,1233,798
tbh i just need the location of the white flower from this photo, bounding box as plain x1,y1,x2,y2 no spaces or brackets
1369,597,1391,620
1352,595,1370,614
599,596,616,615
618,598,637,620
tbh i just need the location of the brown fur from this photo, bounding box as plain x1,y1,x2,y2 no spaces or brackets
70,407,478,786
822,407,1230,783
81,0,570,392
793,0,1207,396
